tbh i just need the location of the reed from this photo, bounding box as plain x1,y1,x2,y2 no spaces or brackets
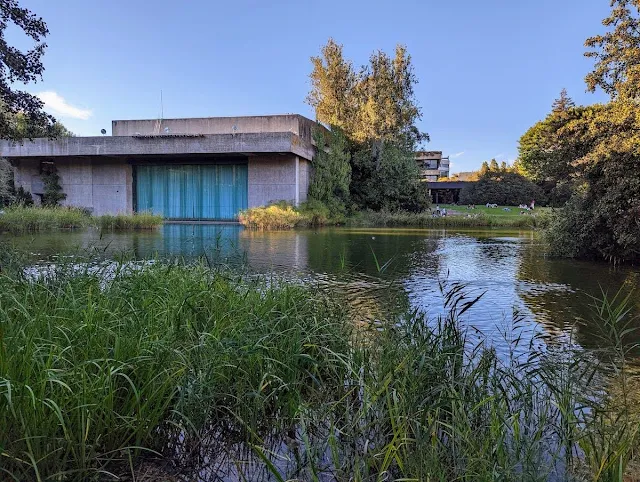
0,259,636,480
98,212,163,230
0,206,90,233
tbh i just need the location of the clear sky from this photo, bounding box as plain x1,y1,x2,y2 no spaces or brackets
11,0,611,173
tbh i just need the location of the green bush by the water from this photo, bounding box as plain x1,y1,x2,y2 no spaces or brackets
239,202,303,229
0,259,637,480
0,206,91,233
98,212,163,230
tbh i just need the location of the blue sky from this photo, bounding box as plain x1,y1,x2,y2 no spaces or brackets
12,0,611,173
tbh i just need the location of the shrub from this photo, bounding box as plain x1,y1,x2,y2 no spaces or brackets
239,202,303,229
40,162,67,207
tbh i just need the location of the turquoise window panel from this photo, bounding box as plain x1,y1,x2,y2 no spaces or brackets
135,164,248,220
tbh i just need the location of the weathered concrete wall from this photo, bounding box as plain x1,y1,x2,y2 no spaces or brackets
112,114,318,144
0,132,315,163
248,155,298,207
13,158,132,215
299,158,311,203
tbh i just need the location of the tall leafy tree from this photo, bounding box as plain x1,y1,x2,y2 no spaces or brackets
0,1,56,140
307,39,427,147
307,39,429,211
523,0,640,262
585,0,640,99
306,39,356,132
308,126,351,214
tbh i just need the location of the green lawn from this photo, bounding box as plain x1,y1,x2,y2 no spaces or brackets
438,204,549,218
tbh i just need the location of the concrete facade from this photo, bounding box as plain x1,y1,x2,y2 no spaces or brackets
416,151,450,181
248,155,299,207
1,115,321,219
13,157,134,215
112,114,317,144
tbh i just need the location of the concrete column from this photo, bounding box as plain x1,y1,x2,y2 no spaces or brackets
294,156,300,206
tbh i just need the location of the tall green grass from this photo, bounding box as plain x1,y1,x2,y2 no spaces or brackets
97,212,163,230
0,206,164,234
0,261,350,480
0,206,91,233
0,259,637,480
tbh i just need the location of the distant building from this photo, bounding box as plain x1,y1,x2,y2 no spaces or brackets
416,151,449,181
0,115,318,220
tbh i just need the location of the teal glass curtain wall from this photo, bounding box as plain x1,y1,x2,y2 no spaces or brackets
135,164,248,220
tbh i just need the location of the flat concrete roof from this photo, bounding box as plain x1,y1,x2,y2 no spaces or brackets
0,131,315,161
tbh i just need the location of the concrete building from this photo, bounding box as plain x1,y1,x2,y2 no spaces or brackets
0,115,318,220
416,151,450,181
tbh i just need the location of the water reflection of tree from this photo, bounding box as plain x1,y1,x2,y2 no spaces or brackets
517,241,640,353
304,229,438,322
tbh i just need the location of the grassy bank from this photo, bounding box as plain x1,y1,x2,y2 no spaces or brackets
0,259,637,480
0,206,163,234
350,209,545,228
240,202,547,230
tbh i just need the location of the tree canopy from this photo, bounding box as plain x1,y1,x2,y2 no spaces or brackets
307,38,428,147
308,126,351,215
0,1,57,140
519,1,640,263
307,39,430,212
585,0,640,99
459,166,544,207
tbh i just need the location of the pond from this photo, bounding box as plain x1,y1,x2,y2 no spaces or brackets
3,224,639,358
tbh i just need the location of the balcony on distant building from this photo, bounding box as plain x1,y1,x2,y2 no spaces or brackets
416,151,450,180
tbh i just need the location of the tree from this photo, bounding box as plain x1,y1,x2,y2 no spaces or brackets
459,169,545,206
41,162,66,206
307,39,430,212
307,39,428,147
0,158,13,206
0,1,57,141
306,39,356,132
308,126,351,215
350,141,429,212
552,88,575,113
585,0,640,100
479,161,490,176
489,159,500,171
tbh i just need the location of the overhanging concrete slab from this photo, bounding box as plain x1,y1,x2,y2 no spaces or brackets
0,132,315,162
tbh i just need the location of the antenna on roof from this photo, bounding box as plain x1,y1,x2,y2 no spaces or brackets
154,90,164,135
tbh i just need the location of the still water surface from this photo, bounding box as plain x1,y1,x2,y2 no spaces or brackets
3,224,639,357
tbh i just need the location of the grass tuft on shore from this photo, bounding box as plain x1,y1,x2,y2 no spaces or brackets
0,206,164,233
98,212,163,230
0,206,91,233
